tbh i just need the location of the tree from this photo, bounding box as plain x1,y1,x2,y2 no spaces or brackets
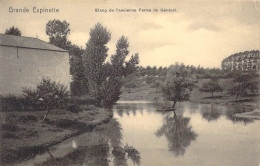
5,26,22,36
100,78,122,108
84,23,111,106
228,72,258,101
125,53,140,76
46,19,71,50
69,45,86,96
200,77,223,97
23,78,69,121
110,36,129,77
161,64,195,108
151,79,163,90
123,74,139,93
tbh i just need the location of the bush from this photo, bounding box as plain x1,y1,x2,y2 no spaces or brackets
0,95,29,112
23,78,70,111
101,78,122,108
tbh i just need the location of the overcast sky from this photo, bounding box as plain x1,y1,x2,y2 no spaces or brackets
0,0,259,68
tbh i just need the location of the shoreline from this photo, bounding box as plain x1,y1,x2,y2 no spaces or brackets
0,108,113,165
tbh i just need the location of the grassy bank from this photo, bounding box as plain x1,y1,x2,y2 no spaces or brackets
120,78,260,109
0,105,112,165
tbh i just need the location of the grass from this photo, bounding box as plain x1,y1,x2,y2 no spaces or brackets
0,97,112,165
120,78,260,108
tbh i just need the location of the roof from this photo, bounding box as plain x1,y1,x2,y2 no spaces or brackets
0,33,67,52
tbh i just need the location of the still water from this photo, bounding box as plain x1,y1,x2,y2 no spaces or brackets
20,102,259,166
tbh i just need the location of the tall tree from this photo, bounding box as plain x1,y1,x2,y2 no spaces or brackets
46,19,88,96
110,36,129,77
5,26,22,36
84,23,111,106
46,19,71,50
161,64,195,108
69,45,86,96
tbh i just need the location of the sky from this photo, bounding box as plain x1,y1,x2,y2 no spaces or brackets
0,0,259,68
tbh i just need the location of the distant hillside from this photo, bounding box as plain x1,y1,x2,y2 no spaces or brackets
222,50,260,71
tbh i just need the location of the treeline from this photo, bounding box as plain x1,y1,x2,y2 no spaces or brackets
136,64,247,79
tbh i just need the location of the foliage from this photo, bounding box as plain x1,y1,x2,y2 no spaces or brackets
0,95,29,112
123,74,139,93
110,36,129,77
200,77,223,97
69,44,87,96
145,76,157,85
5,26,22,36
22,78,69,115
228,72,258,101
151,79,163,89
125,53,140,76
138,66,167,77
46,19,71,50
84,23,111,106
161,64,195,108
100,78,122,108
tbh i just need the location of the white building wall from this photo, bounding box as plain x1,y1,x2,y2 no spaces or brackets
0,45,70,96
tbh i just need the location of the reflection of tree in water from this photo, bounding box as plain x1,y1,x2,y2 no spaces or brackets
38,118,140,166
114,103,145,117
156,112,197,157
187,102,199,114
225,105,254,125
201,105,221,122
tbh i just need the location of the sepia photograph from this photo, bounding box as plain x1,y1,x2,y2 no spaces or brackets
0,0,259,165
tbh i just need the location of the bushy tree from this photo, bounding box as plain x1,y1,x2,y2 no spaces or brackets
151,79,163,89
23,78,69,121
228,72,258,101
84,23,111,106
200,77,223,97
100,78,122,108
46,19,71,50
146,76,157,85
125,53,140,76
123,74,139,93
5,26,22,36
161,64,195,108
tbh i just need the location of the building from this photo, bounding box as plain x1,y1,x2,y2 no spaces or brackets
0,34,70,96
221,50,260,71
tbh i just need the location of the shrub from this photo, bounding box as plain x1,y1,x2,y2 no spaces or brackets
0,95,29,112
101,78,122,108
22,78,70,120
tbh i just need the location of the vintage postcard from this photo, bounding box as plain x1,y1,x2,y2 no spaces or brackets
0,0,259,165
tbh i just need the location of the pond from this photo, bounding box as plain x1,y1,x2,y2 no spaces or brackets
19,102,259,166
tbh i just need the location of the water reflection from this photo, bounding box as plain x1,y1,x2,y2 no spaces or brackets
200,105,221,122
156,111,197,156
115,103,145,117
36,118,141,166
225,105,254,125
